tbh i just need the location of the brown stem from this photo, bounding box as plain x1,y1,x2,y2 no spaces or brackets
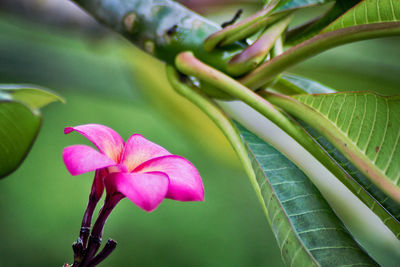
88,239,117,266
80,169,107,247
79,194,123,267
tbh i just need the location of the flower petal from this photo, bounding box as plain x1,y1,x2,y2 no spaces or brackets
105,172,169,212
134,155,204,202
63,145,117,176
64,124,124,162
121,134,171,172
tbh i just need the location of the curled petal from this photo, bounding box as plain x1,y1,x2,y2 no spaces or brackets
121,134,171,172
63,145,117,176
105,172,169,212
64,124,124,162
134,155,204,202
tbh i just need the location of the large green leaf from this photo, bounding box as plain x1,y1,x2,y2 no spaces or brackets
269,74,400,237
236,122,377,266
265,91,400,204
0,101,40,178
0,85,62,178
324,0,400,32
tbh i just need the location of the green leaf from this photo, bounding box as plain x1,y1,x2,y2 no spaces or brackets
266,91,400,204
236,122,378,266
0,101,41,178
175,52,400,237
0,84,64,110
301,121,400,231
0,85,62,178
269,75,400,237
324,0,400,32
167,66,377,265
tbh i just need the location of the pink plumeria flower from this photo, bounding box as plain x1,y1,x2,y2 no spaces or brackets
62,124,204,212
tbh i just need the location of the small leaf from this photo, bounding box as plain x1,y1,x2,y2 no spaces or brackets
0,84,64,110
0,84,62,178
266,90,400,204
236,122,378,266
324,0,400,32
0,101,41,178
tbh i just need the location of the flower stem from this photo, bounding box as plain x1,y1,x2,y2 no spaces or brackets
73,170,107,265
72,240,84,266
88,239,117,266
79,194,122,267
79,169,107,248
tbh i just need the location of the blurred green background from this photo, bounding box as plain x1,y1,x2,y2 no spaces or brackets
0,1,399,266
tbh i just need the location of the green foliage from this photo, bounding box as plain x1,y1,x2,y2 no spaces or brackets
302,121,400,236
0,85,62,178
271,75,400,237
5,1,400,265
283,75,400,231
324,0,400,32
167,65,378,266
236,123,378,266
0,101,40,178
267,91,400,205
